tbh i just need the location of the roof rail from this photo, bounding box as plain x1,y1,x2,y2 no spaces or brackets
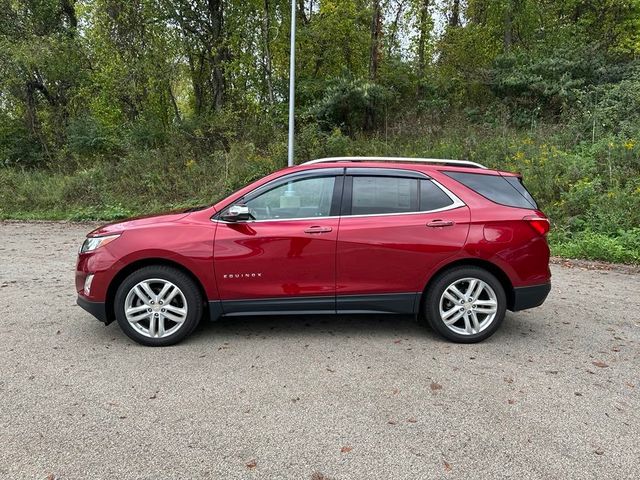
300,156,487,169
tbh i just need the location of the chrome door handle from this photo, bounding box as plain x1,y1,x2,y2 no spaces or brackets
304,226,333,234
427,220,454,227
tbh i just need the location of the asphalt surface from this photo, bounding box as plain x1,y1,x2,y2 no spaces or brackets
1,221,639,480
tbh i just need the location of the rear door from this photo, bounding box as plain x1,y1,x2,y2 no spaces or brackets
213,169,343,314
335,168,470,314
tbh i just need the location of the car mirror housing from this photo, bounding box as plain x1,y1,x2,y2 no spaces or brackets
222,204,251,222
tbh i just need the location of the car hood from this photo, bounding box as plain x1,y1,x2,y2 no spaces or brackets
88,211,191,236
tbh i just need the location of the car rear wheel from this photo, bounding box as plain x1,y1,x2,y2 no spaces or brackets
422,266,506,343
114,265,203,346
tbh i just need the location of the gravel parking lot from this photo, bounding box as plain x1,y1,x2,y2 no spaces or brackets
1,221,639,479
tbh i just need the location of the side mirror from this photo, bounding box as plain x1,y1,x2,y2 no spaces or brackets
222,204,251,222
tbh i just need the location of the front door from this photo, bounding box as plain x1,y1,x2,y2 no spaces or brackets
213,171,342,314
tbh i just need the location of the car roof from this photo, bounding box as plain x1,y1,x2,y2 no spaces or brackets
292,157,519,176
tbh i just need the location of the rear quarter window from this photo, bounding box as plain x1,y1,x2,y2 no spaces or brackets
444,171,538,209
420,180,454,211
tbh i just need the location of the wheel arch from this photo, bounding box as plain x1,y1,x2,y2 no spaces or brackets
419,258,515,317
105,258,208,325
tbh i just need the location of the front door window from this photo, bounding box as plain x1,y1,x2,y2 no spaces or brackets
245,176,336,220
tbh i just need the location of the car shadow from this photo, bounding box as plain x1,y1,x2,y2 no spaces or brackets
82,310,544,347
186,310,546,346
188,313,443,343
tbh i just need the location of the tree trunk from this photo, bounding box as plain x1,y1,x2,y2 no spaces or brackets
448,0,460,27
169,82,182,122
298,0,308,24
388,0,406,56
262,0,275,104
417,0,430,75
504,1,513,51
24,82,52,163
207,0,226,111
60,0,78,31
369,0,382,81
366,0,382,131
188,50,207,116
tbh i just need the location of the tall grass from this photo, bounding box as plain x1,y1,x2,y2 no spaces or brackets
2,121,639,263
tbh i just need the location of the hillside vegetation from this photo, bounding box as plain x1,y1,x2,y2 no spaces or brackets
1,0,639,262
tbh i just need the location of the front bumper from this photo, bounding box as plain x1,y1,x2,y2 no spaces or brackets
510,283,551,311
77,296,111,325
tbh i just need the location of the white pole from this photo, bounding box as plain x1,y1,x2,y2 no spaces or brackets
287,0,296,167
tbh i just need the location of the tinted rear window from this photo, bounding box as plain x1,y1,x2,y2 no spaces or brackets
445,172,538,209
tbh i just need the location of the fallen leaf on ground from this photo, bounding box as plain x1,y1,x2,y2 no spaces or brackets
508,399,516,404
592,361,609,368
246,459,257,469
340,446,352,453
311,473,332,480
430,382,443,391
407,418,417,423
444,461,452,472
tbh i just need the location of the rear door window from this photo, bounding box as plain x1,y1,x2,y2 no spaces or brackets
347,176,456,215
351,176,418,215
444,171,538,209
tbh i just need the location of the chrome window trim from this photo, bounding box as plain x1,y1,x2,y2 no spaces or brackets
212,178,465,224
212,204,466,224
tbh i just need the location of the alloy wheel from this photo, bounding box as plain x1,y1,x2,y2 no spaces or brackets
439,277,498,336
124,278,188,339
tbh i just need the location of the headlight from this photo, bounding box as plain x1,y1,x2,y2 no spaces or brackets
80,234,120,254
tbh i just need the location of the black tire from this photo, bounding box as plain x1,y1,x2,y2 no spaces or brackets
422,266,506,343
114,265,203,346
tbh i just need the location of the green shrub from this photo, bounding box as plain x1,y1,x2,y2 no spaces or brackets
552,229,640,264
2,118,639,265
314,78,391,134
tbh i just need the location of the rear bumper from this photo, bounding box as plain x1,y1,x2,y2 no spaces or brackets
77,296,111,325
510,283,551,311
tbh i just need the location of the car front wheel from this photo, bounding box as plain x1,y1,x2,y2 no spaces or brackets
423,266,506,343
114,265,203,346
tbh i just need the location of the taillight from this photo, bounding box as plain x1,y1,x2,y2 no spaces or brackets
524,216,550,236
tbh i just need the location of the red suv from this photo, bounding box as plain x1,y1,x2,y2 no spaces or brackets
76,157,551,346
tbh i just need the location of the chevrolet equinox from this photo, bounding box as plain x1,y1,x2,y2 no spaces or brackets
76,157,551,346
